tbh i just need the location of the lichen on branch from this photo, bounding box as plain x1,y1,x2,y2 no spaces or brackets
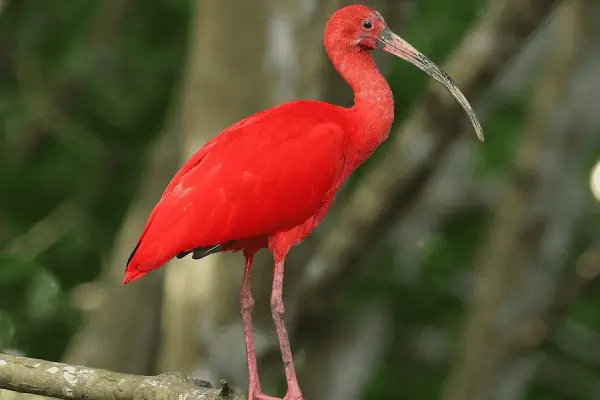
0,353,247,400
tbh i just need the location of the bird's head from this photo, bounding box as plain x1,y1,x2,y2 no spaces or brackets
325,5,484,142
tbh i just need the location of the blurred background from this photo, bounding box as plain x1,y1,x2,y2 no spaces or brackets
1,0,599,399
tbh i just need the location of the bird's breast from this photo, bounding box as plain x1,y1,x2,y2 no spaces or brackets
348,119,391,162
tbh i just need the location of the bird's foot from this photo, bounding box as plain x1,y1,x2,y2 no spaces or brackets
283,388,304,400
249,392,282,400
249,390,303,400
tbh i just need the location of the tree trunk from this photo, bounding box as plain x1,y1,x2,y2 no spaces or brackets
155,0,271,377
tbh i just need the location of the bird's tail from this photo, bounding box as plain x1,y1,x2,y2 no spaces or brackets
123,251,170,285
123,237,148,285
122,235,177,285
122,265,148,285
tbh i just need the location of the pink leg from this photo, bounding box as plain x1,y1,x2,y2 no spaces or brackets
271,259,303,400
240,251,281,400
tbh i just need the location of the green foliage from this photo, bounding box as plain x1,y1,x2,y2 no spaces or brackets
0,0,598,399
0,0,191,360
475,95,529,174
0,255,39,285
337,0,600,397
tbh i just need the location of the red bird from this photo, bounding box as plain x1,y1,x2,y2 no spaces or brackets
124,5,482,400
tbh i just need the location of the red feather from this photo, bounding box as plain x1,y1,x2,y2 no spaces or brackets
124,100,350,283
121,6,482,399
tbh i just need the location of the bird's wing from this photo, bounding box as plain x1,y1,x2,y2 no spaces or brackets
126,102,349,278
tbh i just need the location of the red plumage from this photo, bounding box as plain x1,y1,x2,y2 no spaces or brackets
122,5,481,399
124,101,350,283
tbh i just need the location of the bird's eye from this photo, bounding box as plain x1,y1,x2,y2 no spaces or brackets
362,20,373,29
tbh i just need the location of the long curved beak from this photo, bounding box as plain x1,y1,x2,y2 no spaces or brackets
378,29,484,142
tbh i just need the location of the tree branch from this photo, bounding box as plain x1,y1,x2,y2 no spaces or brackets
0,353,245,400
2,200,84,261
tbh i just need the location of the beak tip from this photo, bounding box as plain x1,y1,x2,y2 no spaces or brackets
473,122,484,142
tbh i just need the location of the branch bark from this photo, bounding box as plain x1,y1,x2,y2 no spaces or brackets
0,353,246,400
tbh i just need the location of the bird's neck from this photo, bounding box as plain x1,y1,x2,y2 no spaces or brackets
331,49,395,164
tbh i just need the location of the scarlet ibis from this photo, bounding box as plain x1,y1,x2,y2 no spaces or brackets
123,4,482,400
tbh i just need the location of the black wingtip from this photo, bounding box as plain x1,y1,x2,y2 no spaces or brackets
126,241,141,267
177,250,192,259
190,243,231,260
137,242,232,265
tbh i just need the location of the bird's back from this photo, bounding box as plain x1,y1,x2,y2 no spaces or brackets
124,100,351,282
